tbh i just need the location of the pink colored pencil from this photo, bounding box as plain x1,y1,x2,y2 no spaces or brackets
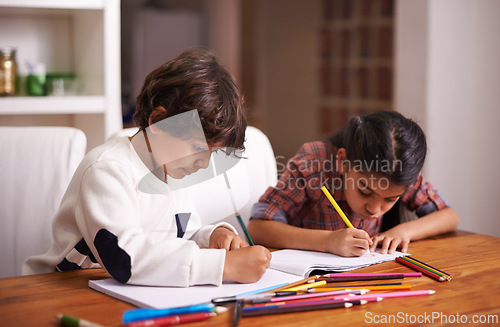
268,289,369,303
323,272,422,278
334,290,435,301
262,294,382,307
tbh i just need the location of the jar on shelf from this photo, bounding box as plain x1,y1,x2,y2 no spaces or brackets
0,47,18,96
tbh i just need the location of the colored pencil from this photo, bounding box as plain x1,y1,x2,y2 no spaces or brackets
237,282,289,296
315,274,405,282
321,186,354,228
398,256,445,276
404,256,451,277
260,298,369,308
242,301,353,317
234,300,243,327
212,291,298,304
321,186,371,255
308,284,411,292
266,289,369,303
263,295,382,307
283,280,326,292
323,272,422,278
313,282,402,288
223,172,254,246
337,290,435,301
264,275,321,293
255,296,384,308
57,314,103,327
122,312,215,327
235,213,254,246
123,303,215,323
396,257,450,282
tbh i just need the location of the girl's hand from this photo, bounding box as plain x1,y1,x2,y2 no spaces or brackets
370,226,411,254
209,226,248,250
324,228,372,257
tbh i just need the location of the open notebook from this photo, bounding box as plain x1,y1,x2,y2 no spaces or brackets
270,249,408,277
89,249,407,309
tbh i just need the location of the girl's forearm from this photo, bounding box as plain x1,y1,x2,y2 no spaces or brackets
403,207,459,241
247,219,331,252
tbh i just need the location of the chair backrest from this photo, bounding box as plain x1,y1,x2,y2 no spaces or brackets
189,126,278,237
0,126,86,278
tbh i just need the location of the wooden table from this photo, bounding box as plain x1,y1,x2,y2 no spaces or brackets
1,231,499,326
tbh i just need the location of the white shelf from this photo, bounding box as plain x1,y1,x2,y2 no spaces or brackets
0,0,122,151
0,0,104,10
0,96,106,115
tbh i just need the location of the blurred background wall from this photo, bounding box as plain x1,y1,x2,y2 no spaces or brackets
121,0,499,237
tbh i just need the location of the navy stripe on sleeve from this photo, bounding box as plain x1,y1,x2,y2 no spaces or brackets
93,229,132,283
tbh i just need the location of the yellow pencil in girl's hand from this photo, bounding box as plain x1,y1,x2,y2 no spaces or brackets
321,186,372,255
321,186,354,228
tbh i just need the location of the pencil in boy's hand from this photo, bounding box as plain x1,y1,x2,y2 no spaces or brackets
321,186,354,228
223,172,254,245
236,213,254,246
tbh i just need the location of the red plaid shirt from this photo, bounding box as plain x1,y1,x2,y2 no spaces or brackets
254,141,449,236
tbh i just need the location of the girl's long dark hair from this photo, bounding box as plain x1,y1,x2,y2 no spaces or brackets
329,111,427,185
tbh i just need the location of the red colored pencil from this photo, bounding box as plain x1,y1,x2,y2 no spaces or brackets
396,257,449,282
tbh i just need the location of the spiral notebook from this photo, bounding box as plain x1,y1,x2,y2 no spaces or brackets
89,249,407,309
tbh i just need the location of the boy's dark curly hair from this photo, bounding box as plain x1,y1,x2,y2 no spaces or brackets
134,48,247,152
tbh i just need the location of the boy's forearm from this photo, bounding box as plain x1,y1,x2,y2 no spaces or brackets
402,207,459,241
247,219,331,252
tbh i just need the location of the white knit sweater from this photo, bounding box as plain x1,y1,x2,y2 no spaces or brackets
22,136,235,287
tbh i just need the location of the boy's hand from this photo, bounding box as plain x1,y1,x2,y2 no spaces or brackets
324,228,372,257
209,226,248,250
370,225,410,254
223,246,271,283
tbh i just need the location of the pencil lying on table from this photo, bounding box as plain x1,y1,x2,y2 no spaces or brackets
315,274,405,282
308,284,411,292
337,290,435,302
396,257,452,282
404,256,452,278
264,275,321,293
242,300,354,317
323,272,422,278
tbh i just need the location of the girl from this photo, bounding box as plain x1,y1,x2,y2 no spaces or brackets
247,111,459,256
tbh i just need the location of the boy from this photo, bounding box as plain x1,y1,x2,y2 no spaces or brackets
23,48,271,286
